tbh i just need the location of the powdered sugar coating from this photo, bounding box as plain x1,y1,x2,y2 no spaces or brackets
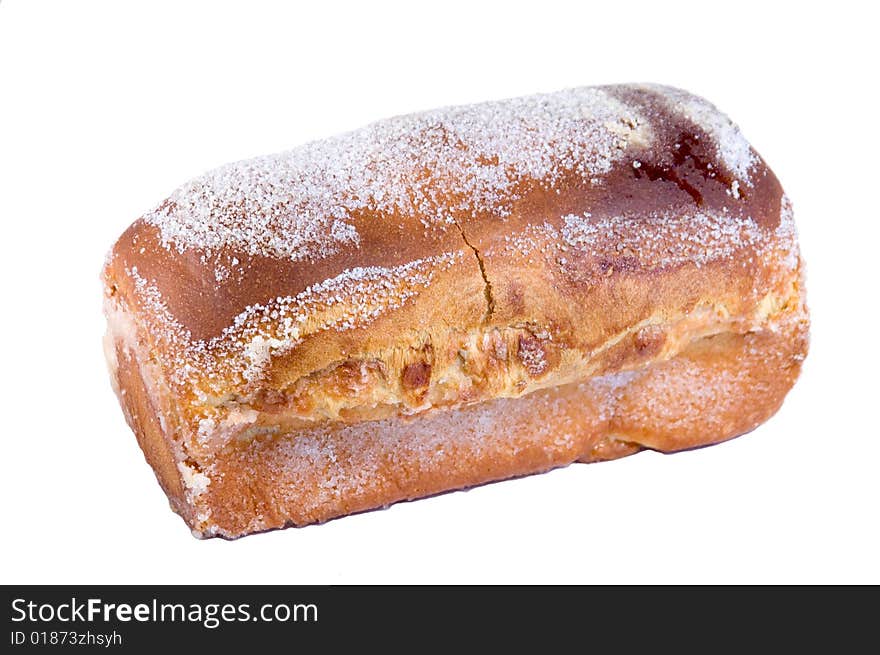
485,198,794,273
494,222,561,261
587,370,644,422
145,87,651,262
560,209,765,269
774,195,800,271
230,379,600,525
125,251,463,389
642,84,757,183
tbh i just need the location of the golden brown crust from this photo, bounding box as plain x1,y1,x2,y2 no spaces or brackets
102,83,809,537
107,306,807,537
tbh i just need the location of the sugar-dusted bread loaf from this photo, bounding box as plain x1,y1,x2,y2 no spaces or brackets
102,84,808,538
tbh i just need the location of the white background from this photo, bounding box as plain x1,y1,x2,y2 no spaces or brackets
1,0,877,584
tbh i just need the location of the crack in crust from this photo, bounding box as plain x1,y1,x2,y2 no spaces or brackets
452,219,495,322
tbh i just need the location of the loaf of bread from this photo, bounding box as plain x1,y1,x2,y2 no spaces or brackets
102,84,808,538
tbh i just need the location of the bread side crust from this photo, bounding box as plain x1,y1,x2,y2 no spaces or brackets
103,292,195,528
205,309,806,538
105,266,807,537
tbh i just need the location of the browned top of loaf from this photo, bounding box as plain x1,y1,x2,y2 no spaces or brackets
104,84,796,402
